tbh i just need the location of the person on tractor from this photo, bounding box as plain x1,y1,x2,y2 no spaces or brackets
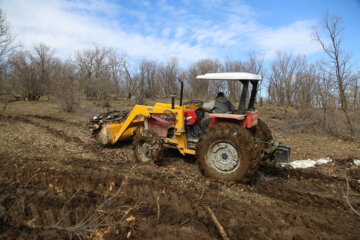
203,92,235,113
199,92,235,133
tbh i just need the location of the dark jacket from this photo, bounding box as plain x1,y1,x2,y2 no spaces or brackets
213,96,234,113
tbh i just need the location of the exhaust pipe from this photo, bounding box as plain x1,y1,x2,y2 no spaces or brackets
170,92,176,109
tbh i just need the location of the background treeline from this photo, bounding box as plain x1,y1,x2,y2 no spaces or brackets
1,42,268,108
2,45,359,110
0,9,359,138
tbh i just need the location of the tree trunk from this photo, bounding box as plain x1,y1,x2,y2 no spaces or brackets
341,106,355,139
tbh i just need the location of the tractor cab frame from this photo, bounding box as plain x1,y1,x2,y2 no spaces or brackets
195,72,261,114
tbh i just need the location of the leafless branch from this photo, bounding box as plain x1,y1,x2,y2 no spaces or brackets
204,205,231,240
32,182,143,238
157,187,166,221
199,186,206,201
343,175,360,217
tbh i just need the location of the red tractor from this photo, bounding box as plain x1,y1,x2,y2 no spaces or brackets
90,72,290,183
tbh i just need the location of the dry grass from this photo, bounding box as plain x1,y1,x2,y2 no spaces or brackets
258,104,360,160
258,105,360,140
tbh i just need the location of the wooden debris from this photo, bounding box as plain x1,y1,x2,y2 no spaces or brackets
204,205,230,240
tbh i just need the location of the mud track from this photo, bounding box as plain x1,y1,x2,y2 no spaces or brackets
1,115,108,155
24,114,84,127
0,161,218,239
252,183,346,210
260,161,360,191
2,115,84,142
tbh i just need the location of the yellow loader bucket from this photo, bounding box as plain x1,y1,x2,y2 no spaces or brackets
89,110,143,145
96,122,138,145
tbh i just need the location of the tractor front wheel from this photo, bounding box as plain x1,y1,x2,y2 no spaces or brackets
197,123,260,183
133,130,163,164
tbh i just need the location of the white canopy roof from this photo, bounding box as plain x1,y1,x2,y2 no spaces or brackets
196,72,262,81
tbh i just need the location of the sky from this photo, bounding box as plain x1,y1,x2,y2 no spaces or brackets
1,0,360,69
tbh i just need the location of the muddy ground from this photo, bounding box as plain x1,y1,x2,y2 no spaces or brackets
0,101,360,239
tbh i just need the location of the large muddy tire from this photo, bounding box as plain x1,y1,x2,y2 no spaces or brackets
253,118,273,143
196,123,260,183
133,130,163,164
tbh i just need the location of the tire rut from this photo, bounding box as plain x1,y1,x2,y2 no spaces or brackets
259,162,360,191
1,115,105,155
1,163,216,240
249,182,347,211
24,114,84,127
1,164,126,239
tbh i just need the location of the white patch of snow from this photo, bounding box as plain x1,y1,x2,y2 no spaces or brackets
353,160,360,166
281,158,332,169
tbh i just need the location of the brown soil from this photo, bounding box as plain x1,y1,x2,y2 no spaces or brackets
0,106,360,239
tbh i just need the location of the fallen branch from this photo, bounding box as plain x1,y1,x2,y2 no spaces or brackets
344,175,360,217
43,181,139,238
203,205,230,240
58,189,82,225
199,186,206,201
9,173,39,216
157,187,166,221
180,218,191,225
156,194,160,221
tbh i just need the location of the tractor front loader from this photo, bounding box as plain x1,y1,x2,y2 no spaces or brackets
89,72,290,183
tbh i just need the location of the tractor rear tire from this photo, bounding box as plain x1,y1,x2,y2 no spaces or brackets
133,130,163,164
196,123,260,183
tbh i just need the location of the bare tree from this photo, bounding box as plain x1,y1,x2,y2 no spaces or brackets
9,49,43,100
55,60,79,112
121,54,140,99
108,49,122,97
7,43,58,101
93,46,111,106
31,43,57,100
317,67,338,129
158,57,178,97
268,51,304,106
0,8,17,106
293,63,319,108
223,57,244,101
314,12,356,137
74,44,113,106
185,64,205,99
0,9,16,70
139,59,158,99
74,46,98,99
185,58,221,99
349,72,359,111
243,52,265,75
135,59,147,104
